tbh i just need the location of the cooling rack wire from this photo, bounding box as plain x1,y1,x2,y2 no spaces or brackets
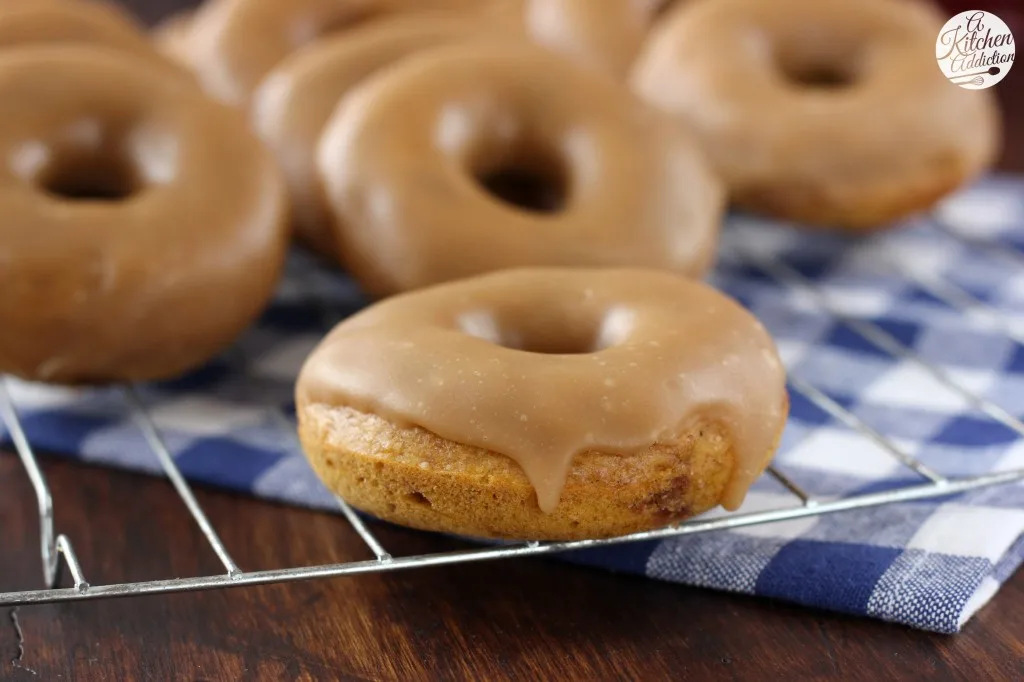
3,211,1024,607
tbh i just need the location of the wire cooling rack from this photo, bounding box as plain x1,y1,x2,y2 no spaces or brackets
2,213,1024,608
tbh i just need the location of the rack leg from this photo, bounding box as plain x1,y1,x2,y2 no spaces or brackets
0,378,87,590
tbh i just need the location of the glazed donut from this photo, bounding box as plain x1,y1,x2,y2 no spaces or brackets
0,46,289,384
631,0,1001,231
317,42,723,296
253,11,519,257
190,0,491,106
297,267,788,540
0,0,172,66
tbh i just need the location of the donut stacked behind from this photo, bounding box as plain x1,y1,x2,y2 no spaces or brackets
251,11,524,256
313,41,724,296
630,0,1001,230
0,2,289,384
253,28,723,292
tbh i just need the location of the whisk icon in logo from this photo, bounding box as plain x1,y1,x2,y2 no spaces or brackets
936,10,1014,89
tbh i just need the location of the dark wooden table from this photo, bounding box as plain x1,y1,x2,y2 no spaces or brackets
3,2,1024,680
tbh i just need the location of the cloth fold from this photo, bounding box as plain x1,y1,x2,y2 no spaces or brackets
3,176,1023,634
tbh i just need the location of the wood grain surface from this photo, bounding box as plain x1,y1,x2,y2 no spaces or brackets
2,1,1024,680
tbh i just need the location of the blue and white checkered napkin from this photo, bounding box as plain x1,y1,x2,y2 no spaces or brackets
4,176,1024,634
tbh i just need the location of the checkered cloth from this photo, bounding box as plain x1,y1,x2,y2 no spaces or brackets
3,176,1024,634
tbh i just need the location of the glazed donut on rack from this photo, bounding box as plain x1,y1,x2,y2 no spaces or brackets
190,0,499,106
0,46,288,384
296,267,789,541
631,0,1001,231
316,42,723,296
252,11,521,256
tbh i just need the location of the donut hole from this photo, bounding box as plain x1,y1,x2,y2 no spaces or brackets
458,305,634,355
783,62,857,88
459,309,600,354
39,148,141,201
776,48,861,89
510,327,599,354
473,147,568,214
